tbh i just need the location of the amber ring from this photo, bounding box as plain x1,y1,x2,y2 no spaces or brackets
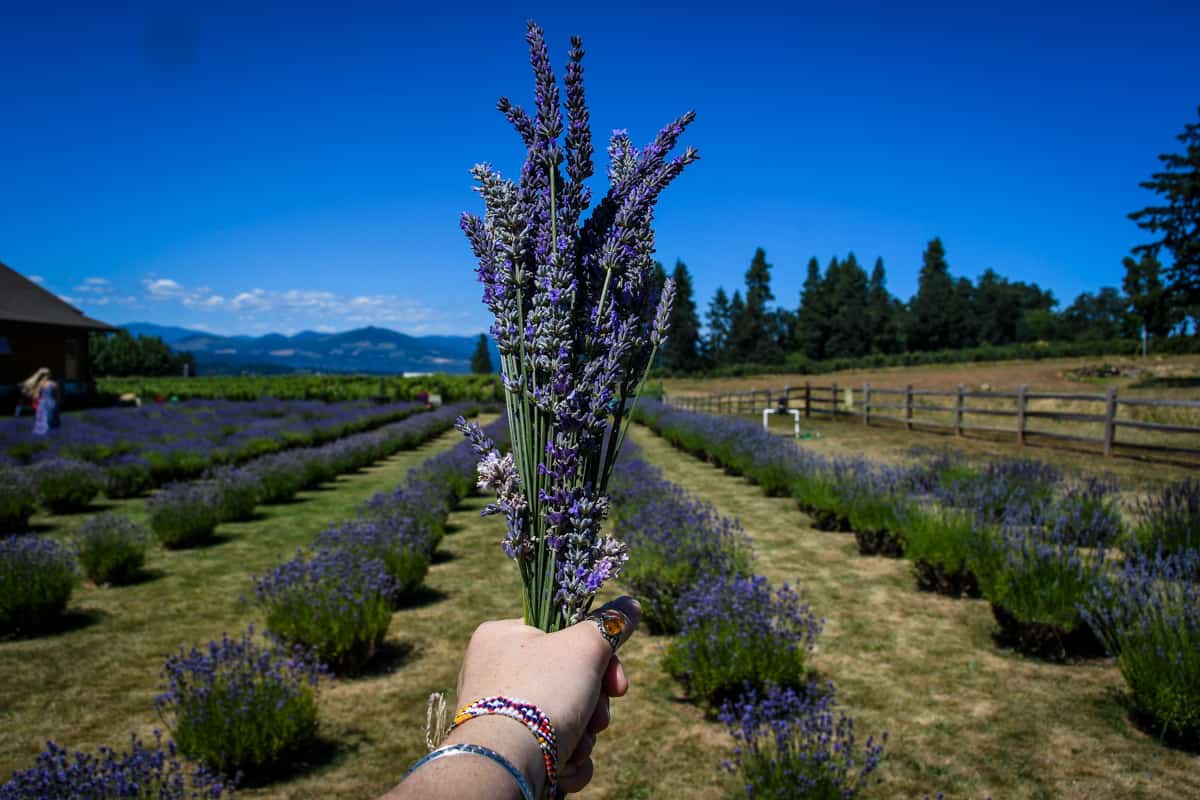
586,606,632,652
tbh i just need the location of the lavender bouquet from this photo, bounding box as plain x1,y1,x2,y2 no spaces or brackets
460,21,697,631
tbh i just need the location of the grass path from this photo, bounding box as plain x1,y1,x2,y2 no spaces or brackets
628,425,1200,800
0,423,473,784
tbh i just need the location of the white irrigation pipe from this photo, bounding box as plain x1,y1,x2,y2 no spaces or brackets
762,407,802,438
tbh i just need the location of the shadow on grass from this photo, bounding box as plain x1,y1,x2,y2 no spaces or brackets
1,607,109,641
430,548,456,564
162,532,236,551
395,586,450,609
442,522,465,536
92,567,166,588
348,640,418,680
233,734,347,789
1098,686,1200,755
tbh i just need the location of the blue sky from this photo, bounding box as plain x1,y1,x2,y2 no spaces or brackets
1,2,1197,337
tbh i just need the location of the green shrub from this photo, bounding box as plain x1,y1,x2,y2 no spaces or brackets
0,535,77,635
32,459,105,513
148,484,222,548
0,469,38,532
899,505,981,596
104,458,154,499
156,628,323,777
75,513,149,585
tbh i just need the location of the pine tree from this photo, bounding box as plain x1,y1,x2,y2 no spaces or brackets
470,334,494,373
662,260,702,372
1123,250,1178,343
1128,106,1200,306
796,257,829,360
704,287,733,365
866,257,899,353
824,253,871,358
741,248,780,363
907,237,958,351
727,290,751,363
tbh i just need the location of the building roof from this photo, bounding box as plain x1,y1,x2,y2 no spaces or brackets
0,261,116,331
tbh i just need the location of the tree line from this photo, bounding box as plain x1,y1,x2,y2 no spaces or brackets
656,105,1200,374
90,330,197,377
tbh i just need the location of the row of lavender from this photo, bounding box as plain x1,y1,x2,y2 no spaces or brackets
0,399,424,524
1,403,473,635
634,399,1200,751
0,409,492,795
609,445,887,798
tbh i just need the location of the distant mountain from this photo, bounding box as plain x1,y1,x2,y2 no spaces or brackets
118,322,498,375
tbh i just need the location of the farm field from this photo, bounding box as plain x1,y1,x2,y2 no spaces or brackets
3,404,1198,798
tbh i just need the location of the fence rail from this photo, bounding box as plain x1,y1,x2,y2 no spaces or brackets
666,382,1200,460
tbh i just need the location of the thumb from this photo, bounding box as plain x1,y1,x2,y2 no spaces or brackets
562,596,642,671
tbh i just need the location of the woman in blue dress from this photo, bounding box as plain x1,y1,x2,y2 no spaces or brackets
22,368,60,435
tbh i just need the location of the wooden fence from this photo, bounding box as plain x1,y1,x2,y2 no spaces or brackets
667,383,1200,460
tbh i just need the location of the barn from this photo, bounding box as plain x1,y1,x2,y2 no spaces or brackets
0,261,116,407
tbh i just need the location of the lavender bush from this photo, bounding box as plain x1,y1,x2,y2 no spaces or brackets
75,513,149,585
148,483,222,549
1083,548,1200,747
608,454,752,633
461,21,696,631
32,458,105,513
970,507,1108,660
898,505,981,597
104,455,154,499
0,535,77,635
157,627,322,776
251,547,396,673
0,468,37,532
211,466,263,523
663,574,823,707
315,519,431,604
0,733,233,800
719,683,886,800
1130,477,1200,558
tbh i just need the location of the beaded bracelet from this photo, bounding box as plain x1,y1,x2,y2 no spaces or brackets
451,696,558,797
403,743,534,800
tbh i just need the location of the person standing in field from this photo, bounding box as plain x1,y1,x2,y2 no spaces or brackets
22,367,61,435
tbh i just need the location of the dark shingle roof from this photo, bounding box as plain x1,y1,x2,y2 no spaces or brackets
0,261,116,331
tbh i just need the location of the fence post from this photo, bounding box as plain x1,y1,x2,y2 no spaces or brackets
783,385,791,409
831,382,838,418
955,383,964,437
1103,387,1118,457
1017,384,1028,446
862,383,870,425
905,384,914,431
804,382,811,418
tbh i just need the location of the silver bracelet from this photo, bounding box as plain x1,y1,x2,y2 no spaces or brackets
403,742,535,800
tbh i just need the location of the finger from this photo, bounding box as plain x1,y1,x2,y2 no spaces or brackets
583,596,642,654
587,694,610,733
567,731,595,764
556,757,594,794
602,655,629,697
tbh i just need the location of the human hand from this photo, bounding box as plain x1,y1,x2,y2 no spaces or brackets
450,596,641,796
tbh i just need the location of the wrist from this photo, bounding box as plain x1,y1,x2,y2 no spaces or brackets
445,715,548,799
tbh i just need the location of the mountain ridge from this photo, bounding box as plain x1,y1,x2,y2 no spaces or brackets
120,322,497,375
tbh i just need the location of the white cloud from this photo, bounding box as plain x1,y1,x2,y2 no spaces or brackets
28,275,45,285
83,277,110,286
145,277,185,297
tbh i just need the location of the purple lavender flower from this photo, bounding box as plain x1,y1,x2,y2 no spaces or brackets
463,22,696,631
0,534,77,635
0,732,233,799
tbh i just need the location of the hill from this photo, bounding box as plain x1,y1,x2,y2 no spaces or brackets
120,322,498,375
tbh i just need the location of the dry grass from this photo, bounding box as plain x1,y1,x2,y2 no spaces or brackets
628,426,1200,800
663,355,1200,467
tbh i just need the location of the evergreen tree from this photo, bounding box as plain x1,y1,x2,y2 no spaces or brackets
866,257,899,353
90,331,196,377
661,260,702,372
704,287,733,365
740,248,780,363
727,290,752,363
1128,106,1200,306
1123,250,1178,342
907,237,959,351
796,257,829,360
824,253,871,358
470,334,494,373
